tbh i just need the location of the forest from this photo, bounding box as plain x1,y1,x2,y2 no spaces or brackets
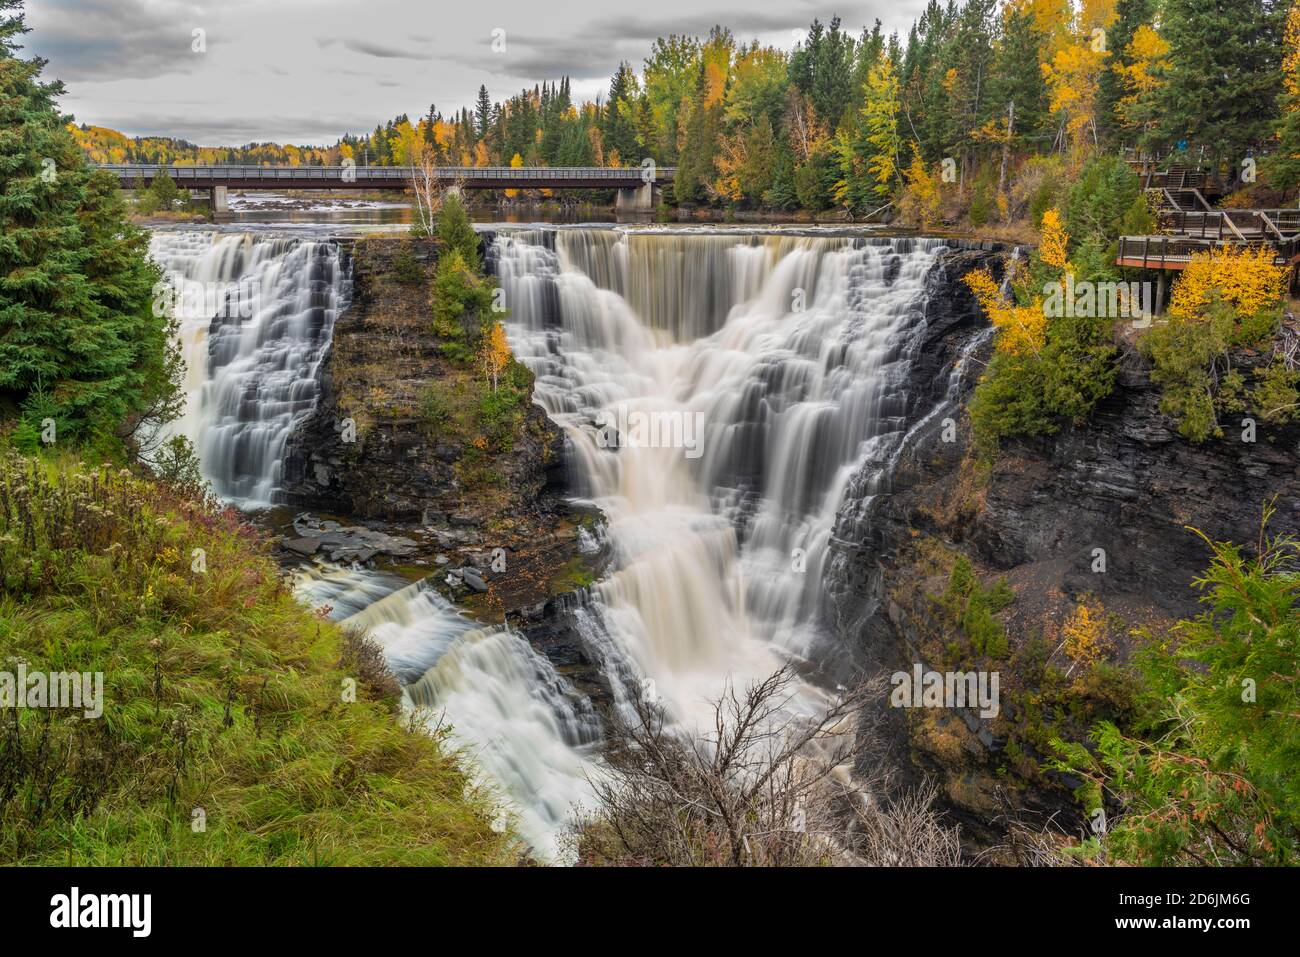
72,1,1294,218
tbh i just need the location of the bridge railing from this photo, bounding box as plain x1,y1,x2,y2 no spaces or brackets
94,164,675,181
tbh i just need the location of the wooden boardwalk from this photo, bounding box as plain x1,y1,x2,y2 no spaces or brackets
1117,163,1299,271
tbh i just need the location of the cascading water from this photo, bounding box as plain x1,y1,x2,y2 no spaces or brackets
148,230,348,506
151,223,961,861
491,228,950,728
148,226,600,861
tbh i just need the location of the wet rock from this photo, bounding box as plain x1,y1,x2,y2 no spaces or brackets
281,537,321,556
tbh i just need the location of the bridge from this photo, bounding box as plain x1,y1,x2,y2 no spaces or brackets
93,163,676,212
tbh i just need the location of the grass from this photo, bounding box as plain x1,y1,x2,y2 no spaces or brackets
0,447,517,865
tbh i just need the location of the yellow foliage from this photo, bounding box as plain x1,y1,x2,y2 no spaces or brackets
1039,207,1070,270
505,152,523,199
1041,40,1109,148
1286,1,1300,99
481,322,513,392
864,58,902,193
1062,598,1109,669
1168,246,1287,322
900,149,941,227
963,268,1048,358
1116,24,1169,132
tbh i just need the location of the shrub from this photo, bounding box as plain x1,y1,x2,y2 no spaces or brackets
1051,507,1300,865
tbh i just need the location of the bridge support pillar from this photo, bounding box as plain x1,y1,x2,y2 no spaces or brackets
615,182,658,213
209,185,229,215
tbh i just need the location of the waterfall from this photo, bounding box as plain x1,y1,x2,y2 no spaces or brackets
491,228,950,729
148,230,349,507
152,223,959,861
344,581,601,860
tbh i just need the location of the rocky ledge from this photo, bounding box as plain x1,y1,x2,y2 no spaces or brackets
279,234,606,623
824,247,1300,852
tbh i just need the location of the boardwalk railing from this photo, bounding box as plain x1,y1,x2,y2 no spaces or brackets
1117,232,1300,269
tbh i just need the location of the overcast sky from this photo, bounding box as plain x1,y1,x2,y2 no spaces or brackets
26,0,928,146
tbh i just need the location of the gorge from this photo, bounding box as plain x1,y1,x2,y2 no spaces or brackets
146,221,1300,860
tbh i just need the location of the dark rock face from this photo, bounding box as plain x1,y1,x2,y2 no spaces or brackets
829,247,1300,661
280,237,565,523
970,375,1300,617
822,246,1300,841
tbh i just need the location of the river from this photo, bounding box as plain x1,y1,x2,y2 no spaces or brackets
146,200,955,860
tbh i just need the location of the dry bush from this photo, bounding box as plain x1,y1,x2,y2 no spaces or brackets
564,667,962,867
339,624,403,712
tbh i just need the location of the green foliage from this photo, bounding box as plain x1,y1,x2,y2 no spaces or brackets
431,249,494,365
1250,359,1300,424
1139,295,1282,442
1051,508,1300,865
390,246,426,284
1155,0,1285,171
0,448,514,864
435,192,479,269
148,171,181,209
793,146,839,211
143,434,211,504
1065,155,1153,275
939,556,1013,659
968,165,996,228
970,314,1117,445
0,22,178,448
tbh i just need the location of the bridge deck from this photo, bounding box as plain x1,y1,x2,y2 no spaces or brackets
94,163,674,191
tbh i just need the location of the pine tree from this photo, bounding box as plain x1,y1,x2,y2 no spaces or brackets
475,84,493,141
1156,0,1285,172
436,191,480,269
0,0,178,446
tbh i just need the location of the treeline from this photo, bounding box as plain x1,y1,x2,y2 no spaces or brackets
74,1,1293,213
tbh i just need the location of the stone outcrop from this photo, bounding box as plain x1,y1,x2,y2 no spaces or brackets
823,246,1300,848
281,235,565,524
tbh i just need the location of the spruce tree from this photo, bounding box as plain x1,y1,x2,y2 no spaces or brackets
0,0,177,447
436,192,480,269
1156,0,1285,172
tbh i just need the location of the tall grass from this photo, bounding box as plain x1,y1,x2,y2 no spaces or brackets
0,449,516,865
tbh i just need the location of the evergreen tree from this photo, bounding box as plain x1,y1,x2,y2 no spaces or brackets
790,16,858,129
985,2,1050,150
1156,0,1285,172
475,84,493,141
436,191,480,269
1053,506,1300,866
602,62,642,164
0,0,177,446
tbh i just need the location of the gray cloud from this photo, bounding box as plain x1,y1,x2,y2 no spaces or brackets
28,0,927,146
27,0,217,81
317,36,434,60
